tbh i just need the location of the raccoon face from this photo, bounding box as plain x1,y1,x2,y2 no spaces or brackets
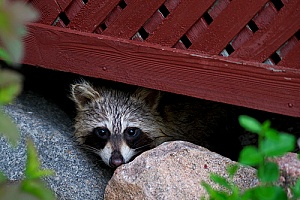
84,126,153,167
71,81,161,168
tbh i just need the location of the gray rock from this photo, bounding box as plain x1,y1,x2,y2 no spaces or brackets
273,153,300,198
0,91,114,200
105,141,258,200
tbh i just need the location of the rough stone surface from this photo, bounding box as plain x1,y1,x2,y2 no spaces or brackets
0,91,114,200
104,141,258,200
273,153,300,197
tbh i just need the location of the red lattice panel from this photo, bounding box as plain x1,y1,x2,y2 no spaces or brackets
23,0,300,117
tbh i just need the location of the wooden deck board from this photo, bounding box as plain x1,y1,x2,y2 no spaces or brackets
146,0,215,46
23,23,300,117
29,0,62,25
190,0,269,54
68,0,120,32
102,0,165,39
279,42,300,69
231,0,300,62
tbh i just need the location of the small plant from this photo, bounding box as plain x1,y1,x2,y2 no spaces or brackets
0,1,56,199
201,115,300,200
0,140,55,200
0,0,38,145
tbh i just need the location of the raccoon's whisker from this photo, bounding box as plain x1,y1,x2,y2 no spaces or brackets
153,135,173,139
133,143,152,151
160,130,173,137
75,135,87,139
78,144,100,153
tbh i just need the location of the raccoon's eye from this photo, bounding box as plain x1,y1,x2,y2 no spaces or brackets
125,127,141,138
92,127,110,139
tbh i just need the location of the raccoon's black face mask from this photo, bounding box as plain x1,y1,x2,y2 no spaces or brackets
71,81,161,168
84,126,153,167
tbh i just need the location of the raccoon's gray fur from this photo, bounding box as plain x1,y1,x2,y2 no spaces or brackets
71,81,232,168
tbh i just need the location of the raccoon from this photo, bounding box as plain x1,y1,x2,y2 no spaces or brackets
71,81,236,168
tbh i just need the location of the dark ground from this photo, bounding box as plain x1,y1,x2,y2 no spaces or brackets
5,63,300,156
10,65,300,152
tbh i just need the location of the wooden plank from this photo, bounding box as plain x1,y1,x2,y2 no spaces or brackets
68,0,120,32
279,42,300,69
28,0,62,25
23,23,300,117
146,0,215,46
64,0,85,22
102,0,165,39
231,2,277,51
142,0,181,37
190,0,268,54
231,0,300,62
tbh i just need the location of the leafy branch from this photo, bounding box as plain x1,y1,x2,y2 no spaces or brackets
202,115,300,200
0,1,56,199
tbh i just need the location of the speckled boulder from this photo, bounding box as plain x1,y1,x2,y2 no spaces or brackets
104,141,258,200
273,153,300,197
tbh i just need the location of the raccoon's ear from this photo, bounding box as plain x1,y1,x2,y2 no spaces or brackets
132,88,161,110
71,82,101,109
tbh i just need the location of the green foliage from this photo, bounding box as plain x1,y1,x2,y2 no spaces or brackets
0,69,23,146
25,140,54,179
0,109,20,146
201,115,299,200
0,69,23,105
0,140,56,200
292,179,300,198
0,0,38,64
0,1,55,199
0,0,33,146
0,171,7,184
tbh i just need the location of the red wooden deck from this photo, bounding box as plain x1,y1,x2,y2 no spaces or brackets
23,0,300,117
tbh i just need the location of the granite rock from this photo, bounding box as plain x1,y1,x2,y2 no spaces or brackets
104,141,258,200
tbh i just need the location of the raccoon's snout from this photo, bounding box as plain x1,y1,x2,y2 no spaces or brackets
109,151,125,167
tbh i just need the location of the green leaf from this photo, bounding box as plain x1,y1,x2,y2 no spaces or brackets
239,146,263,166
0,47,12,63
201,181,229,200
25,139,54,179
0,0,39,64
201,181,213,194
240,188,254,200
264,128,278,140
0,171,7,184
239,115,262,135
0,69,23,105
292,178,300,198
260,133,296,157
252,185,287,200
210,173,232,191
258,162,279,183
22,179,56,200
0,109,20,146
0,180,39,200
0,10,10,32
209,190,230,200
261,120,271,132
3,36,24,64
227,164,239,179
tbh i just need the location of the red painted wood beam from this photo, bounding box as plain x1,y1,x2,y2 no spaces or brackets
102,0,165,39
23,23,300,117
68,0,120,32
190,0,269,54
146,0,215,46
232,0,300,62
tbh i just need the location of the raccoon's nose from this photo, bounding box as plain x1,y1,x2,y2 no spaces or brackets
109,151,125,168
